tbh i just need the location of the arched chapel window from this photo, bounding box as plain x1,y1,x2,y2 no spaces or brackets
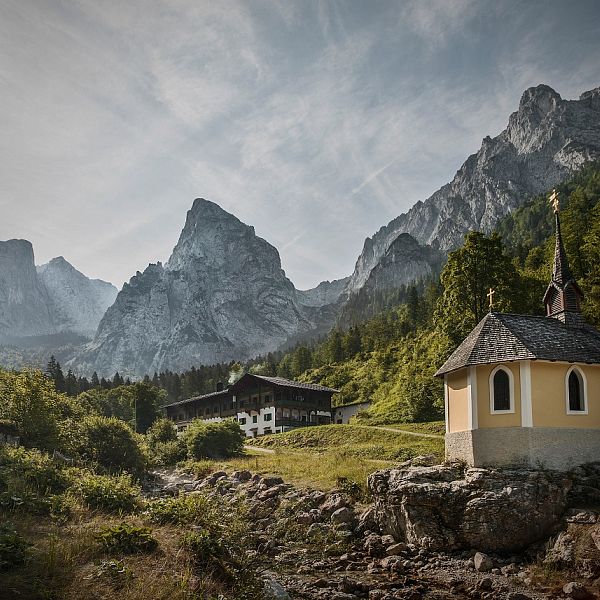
490,367,512,412
567,368,586,413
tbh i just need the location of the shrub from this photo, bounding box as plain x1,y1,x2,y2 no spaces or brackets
74,416,146,476
183,419,244,460
150,439,187,466
146,417,177,445
74,473,141,513
0,446,70,494
181,529,222,567
0,523,31,571
96,523,157,554
145,493,213,526
0,369,62,450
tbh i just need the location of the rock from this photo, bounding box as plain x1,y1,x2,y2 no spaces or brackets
385,543,406,556
232,470,252,482
331,507,355,525
563,581,594,599
380,534,395,546
544,532,575,566
321,493,347,515
296,512,315,525
264,577,290,600
591,527,600,551
474,552,493,573
566,509,598,524
369,464,571,553
260,476,284,488
363,534,385,558
506,593,532,600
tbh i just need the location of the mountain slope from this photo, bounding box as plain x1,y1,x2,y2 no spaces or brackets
346,84,600,295
37,257,118,338
0,240,54,338
74,199,339,376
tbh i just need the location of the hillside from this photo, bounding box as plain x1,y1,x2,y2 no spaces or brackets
283,161,600,424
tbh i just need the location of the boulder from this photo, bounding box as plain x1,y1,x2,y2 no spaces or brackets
474,552,493,572
368,464,570,553
563,581,594,600
331,507,354,525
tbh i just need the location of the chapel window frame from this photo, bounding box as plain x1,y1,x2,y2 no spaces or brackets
489,365,515,414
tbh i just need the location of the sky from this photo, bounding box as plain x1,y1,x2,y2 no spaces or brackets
1,0,599,290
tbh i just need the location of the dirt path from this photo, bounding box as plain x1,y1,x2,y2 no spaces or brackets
244,444,275,454
357,424,444,439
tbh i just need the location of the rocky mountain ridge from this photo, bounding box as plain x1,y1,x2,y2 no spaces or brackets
73,199,342,376
0,240,117,340
346,84,600,294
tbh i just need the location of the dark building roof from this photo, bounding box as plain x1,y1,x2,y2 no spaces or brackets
163,388,229,409
163,373,338,409
435,312,600,376
240,374,339,393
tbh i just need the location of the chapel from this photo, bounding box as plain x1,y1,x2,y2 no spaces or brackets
436,190,600,470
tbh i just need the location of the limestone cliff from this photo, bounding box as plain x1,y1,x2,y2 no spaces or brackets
346,85,600,294
75,199,337,376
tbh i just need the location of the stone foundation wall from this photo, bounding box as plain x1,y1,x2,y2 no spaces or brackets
446,427,600,470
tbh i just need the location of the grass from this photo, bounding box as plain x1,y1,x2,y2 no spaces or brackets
245,423,444,459
183,423,445,493
369,421,446,436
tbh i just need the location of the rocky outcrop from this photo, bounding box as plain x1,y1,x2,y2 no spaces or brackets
0,239,54,338
368,464,571,553
359,233,443,294
297,277,350,307
0,240,117,341
37,257,117,337
346,85,600,295
74,199,337,376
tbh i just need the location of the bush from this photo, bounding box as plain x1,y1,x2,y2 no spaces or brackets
0,523,31,571
74,473,141,513
145,493,213,526
0,446,70,494
151,439,187,466
183,419,244,460
146,417,177,445
0,369,62,450
181,529,222,567
96,523,157,554
74,416,146,476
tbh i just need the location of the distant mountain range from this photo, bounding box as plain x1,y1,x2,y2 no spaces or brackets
1,83,599,376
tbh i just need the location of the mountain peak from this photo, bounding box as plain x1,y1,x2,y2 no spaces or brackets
518,84,562,114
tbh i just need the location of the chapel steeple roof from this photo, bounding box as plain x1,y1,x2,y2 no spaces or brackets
542,190,584,324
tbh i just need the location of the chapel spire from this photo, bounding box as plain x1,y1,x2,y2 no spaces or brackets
543,189,584,324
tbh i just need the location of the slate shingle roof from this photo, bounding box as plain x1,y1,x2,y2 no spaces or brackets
163,389,229,408
163,374,338,408
244,375,339,393
435,312,600,376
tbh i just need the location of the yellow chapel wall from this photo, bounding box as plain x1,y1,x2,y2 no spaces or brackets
476,362,522,428
447,368,469,433
531,361,600,429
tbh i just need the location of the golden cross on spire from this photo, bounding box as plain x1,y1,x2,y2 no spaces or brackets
549,188,560,213
487,287,496,311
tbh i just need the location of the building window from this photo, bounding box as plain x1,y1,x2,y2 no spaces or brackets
264,413,272,422
489,366,514,413
239,417,246,425
264,395,271,402
252,415,258,423
213,406,218,414
566,367,587,414
205,407,210,415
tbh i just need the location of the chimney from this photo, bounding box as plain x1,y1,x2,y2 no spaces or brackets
216,381,224,392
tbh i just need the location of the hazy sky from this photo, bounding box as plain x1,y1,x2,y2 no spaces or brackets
1,0,599,290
